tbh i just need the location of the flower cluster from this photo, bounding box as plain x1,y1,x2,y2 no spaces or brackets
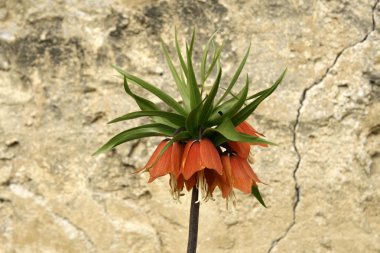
95,30,285,207
145,121,264,204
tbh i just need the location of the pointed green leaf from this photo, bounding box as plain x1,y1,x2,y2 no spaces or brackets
185,101,203,137
93,124,175,155
199,66,222,125
108,110,186,126
252,185,266,207
123,77,158,111
205,42,224,80
160,38,190,109
216,42,251,105
201,30,218,85
123,78,177,127
232,69,287,126
114,66,187,116
204,119,275,146
186,43,201,109
208,84,247,124
219,86,241,101
189,28,195,56
211,75,249,125
246,88,269,100
175,28,188,76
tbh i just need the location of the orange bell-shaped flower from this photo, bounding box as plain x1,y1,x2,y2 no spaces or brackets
143,140,185,183
211,155,233,198
180,138,223,180
226,141,250,159
229,154,261,194
236,121,267,147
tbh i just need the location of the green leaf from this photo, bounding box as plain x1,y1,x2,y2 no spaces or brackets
108,110,186,126
185,101,203,137
204,119,275,146
114,66,187,116
246,88,269,100
198,66,222,125
200,30,218,85
123,77,158,111
216,42,251,105
175,28,188,77
123,78,177,127
211,75,249,125
208,84,247,124
219,86,242,101
189,28,196,56
205,42,224,80
186,43,202,109
252,185,266,207
160,38,190,109
232,69,287,126
93,124,175,155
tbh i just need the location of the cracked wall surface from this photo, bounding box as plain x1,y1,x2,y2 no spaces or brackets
0,0,379,252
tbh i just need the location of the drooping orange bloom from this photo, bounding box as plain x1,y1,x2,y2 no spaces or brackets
227,121,267,162
236,121,267,147
178,138,224,200
227,141,250,159
143,140,171,182
206,152,261,200
95,33,285,209
142,140,185,198
228,154,261,193
180,138,223,180
236,121,265,137
208,156,233,198
143,123,264,202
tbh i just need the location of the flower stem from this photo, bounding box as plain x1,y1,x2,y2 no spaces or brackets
187,187,200,253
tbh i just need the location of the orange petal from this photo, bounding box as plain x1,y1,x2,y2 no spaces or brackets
204,169,217,195
237,121,265,137
218,154,233,198
184,174,197,191
239,157,261,184
181,140,195,172
148,143,172,183
135,140,168,173
230,155,252,194
236,121,260,136
170,142,185,177
176,174,185,190
221,154,233,184
169,174,184,194
182,141,202,180
237,121,268,147
143,140,168,169
200,138,223,175
227,141,250,159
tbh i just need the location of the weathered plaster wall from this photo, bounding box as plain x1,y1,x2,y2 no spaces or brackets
0,0,379,252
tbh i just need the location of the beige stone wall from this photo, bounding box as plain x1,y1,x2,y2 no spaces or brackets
0,0,379,252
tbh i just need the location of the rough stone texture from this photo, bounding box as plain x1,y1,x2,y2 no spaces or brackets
0,0,379,252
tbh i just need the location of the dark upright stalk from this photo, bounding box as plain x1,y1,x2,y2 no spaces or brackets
187,187,200,253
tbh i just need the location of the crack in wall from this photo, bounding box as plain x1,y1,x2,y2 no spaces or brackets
127,139,141,158
52,212,96,252
267,1,379,252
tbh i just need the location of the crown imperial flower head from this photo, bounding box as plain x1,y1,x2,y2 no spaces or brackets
94,29,286,207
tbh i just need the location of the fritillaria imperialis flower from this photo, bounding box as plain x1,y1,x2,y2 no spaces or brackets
140,125,263,204
94,30,286,207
